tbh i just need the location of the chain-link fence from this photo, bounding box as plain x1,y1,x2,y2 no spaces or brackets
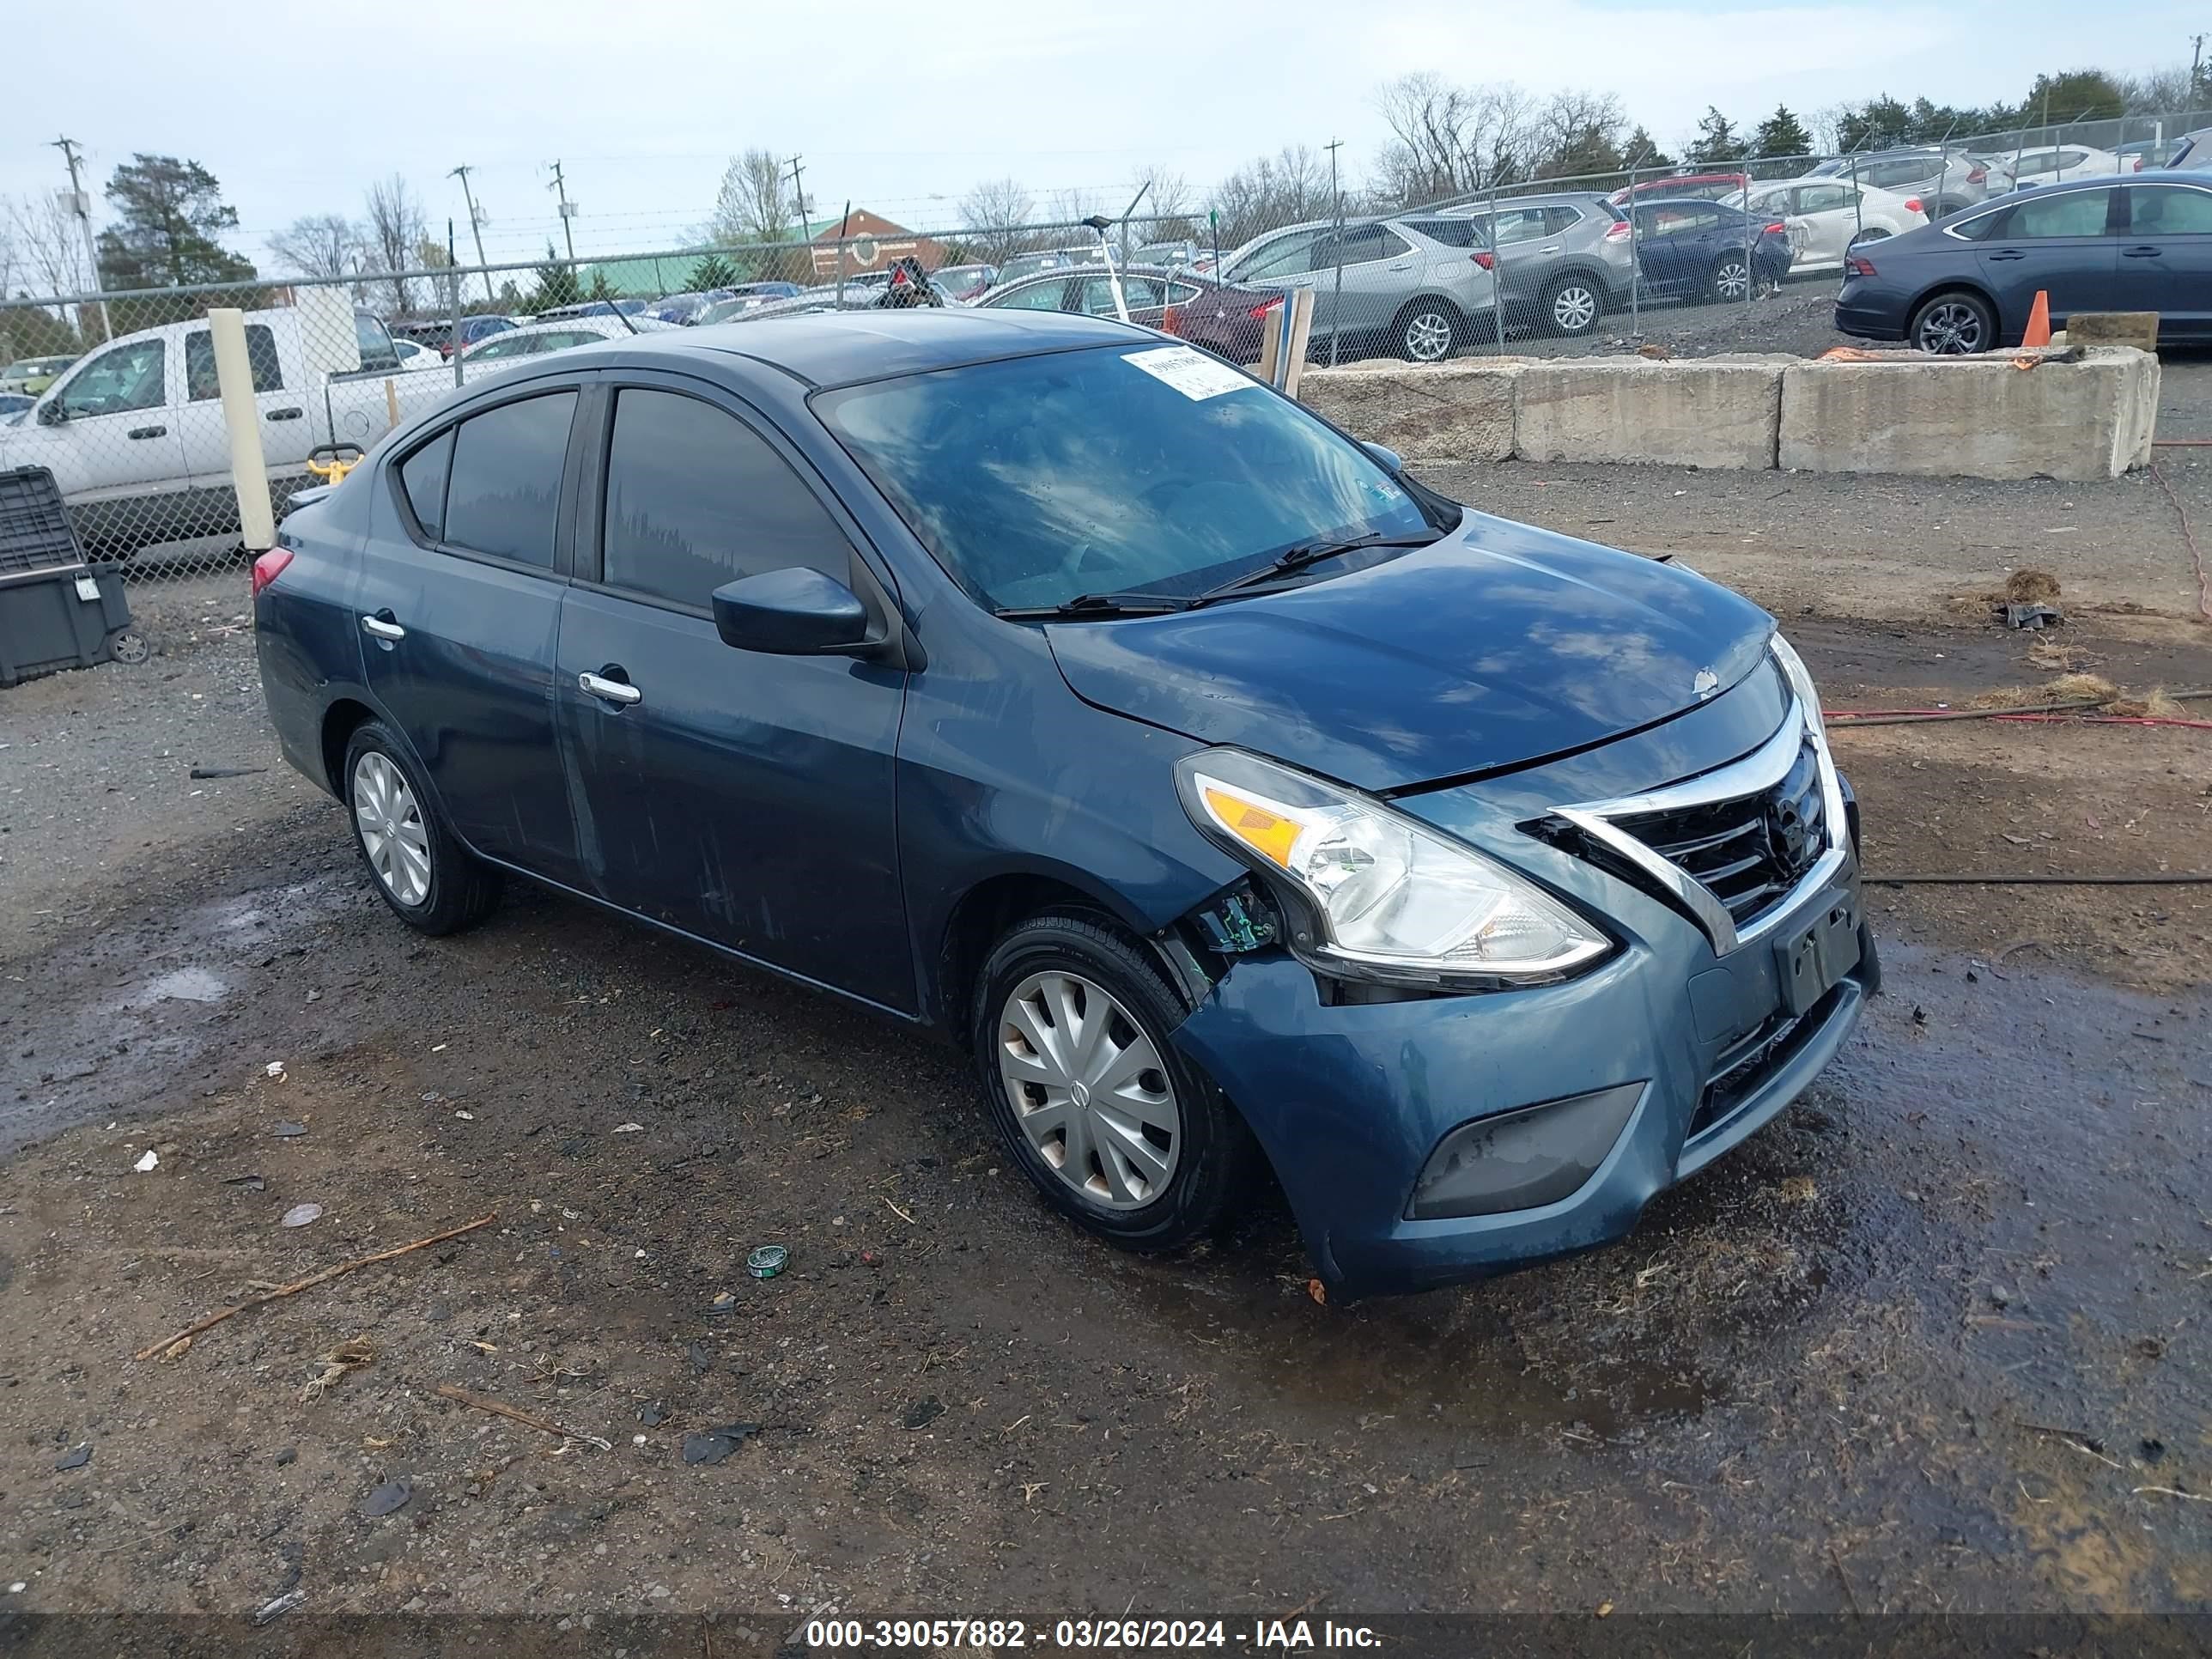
3,107,2203,617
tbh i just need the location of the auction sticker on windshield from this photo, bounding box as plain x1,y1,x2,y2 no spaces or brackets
1122,345,1254,401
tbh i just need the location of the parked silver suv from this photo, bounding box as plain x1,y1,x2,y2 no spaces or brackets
1433,192,1635,337
1216,216,1497,362
1808,149,2001,217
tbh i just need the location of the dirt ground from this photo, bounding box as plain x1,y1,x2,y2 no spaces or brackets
2,464,2209,1647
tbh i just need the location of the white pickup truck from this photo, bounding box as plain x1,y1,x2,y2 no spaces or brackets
0,289,465,557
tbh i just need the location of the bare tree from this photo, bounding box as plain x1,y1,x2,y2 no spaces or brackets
709,149,792,244
1127,166,1196,239
1206,146,1328,248
363,174,425,313
1532,88,1627,177
1371,73,1539,204
3,192,95,297
957,176,1033,262
269,213,359,281
1047,187,1104,230
2117,66,2196,113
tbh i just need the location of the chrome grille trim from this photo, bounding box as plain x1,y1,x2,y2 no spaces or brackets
1553,698,1852,957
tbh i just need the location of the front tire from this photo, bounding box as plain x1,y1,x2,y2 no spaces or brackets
1908,289,1996,355
343,720,501,935
974,912,1258,1252
1541,274,1603,337
1393,298,1462,362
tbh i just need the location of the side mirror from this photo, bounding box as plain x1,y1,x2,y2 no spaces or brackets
36,399,67,428
1363,441,1403,473
712,567,872,656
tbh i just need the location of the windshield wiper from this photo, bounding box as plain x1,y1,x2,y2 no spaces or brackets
993,591,1198,621
1191,531,1444,603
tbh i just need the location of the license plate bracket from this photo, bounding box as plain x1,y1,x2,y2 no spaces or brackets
1774,891,1862,1016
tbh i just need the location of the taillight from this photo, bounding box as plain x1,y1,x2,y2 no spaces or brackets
1159,305,1181,337
2132,155,2144,172
1763,222,1787,235
1844,254,1877,278
1604,220,1632,240
1248,299,1282,319
251,547,293,599
1904,198,1923,215
1471,250,1496,270
1966,164,1986,183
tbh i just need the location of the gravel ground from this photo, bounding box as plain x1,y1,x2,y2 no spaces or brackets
2,465,2209,1638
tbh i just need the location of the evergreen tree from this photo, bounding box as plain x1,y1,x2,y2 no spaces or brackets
689,252,740,291
1753,105,1814,161
95,154,256,290
1620,125,1672,171
1686,108,1743,165
533,244,581,311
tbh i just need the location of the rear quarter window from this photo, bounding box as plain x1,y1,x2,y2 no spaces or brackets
441,392,578,568
397,428,453,540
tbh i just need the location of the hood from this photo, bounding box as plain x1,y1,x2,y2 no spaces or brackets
1045,512,1773,794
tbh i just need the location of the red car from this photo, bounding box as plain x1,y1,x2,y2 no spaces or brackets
1607,172,1750,207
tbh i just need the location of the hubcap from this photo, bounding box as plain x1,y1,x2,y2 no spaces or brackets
1404,311,1453,361
1716,261,1750,301
1918,302,1984,355
1553,285,1596,331
352,751,431,907
998,971,1180,1211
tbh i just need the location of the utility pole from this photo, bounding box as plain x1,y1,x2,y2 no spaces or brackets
447,165,495,305
2191,34,2205,106
787,155,812,282
50,136,109,339
1325,138,1345,368
546,161,577,262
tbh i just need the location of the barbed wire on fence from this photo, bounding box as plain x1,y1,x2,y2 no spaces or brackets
3,105,2204,602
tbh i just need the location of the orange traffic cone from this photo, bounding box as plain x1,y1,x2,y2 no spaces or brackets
2022,289,2052,348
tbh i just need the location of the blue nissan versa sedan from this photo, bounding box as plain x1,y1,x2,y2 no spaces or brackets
253,307,1875,1297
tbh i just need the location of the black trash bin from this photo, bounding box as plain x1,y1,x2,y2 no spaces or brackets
0,465,146,688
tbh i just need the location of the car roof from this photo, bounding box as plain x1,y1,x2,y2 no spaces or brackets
627,306,1154,389
1433,191,1610,214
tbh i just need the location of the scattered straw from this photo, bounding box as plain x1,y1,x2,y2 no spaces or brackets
2004,569,2062,604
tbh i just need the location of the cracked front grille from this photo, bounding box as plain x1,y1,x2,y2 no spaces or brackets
1611,741,1826,929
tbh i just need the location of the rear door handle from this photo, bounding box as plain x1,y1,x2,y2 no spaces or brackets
2121,246,2162,258
579,671,641,708
127,425,167,440
267,407,304,420
1987,250,2026,260
1385,262,1413,271
360,614,405,641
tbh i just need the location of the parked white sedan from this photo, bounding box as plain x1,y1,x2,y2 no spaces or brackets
457,313,675,377
1743,177,1929,275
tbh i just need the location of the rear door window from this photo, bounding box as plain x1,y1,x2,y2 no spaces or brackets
183,325,283,401
2131,185,2212,233
442,392,577,568
1404,217,1482,248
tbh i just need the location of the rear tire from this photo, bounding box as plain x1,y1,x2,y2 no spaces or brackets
1908,289,1996,355
342,720,501,935
1392,298,1463,363
1708,254,1753,303
973,911,1259,1252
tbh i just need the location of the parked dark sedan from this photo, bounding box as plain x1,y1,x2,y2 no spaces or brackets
1837,171,2212,352
252,310,1872,1297
1631,200,1794,302
975,264,1276,363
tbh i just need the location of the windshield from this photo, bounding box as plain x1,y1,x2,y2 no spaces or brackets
815,344,1449,612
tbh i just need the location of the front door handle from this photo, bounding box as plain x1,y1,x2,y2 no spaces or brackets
2121,246,2162,258
1986,250,2026,260
267,407,304,420
127,424,167,440
579,670,641,708
360,613,405,641
1385,262,1413,271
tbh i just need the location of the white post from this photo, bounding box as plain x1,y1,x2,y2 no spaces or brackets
209,307,276,552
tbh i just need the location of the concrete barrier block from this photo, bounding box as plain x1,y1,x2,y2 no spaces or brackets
1297,360,1522,463
1779,347,2160,481
1514,359,1784,469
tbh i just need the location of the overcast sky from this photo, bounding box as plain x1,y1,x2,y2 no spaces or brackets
3,0,2203,279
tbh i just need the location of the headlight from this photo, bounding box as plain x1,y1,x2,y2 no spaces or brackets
1768,630,1826,741
1175,749,1607,988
